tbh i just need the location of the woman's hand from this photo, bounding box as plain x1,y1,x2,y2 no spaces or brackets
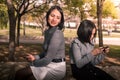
91,48,103,56
102,46,110,54
25,54,35,62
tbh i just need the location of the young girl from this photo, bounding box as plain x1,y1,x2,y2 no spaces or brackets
14,5,66,80
69,20,116,80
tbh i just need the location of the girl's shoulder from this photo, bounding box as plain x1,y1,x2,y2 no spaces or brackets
72,38,81,44
71,38,82,47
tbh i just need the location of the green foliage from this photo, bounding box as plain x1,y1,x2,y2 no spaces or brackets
89,0,97,18
32,4,49,16
0,0,5,4
64,0,97,20
103,0,118,18
95,45,120,58
64,0,118,19
109,45,120,58
0,4,8,29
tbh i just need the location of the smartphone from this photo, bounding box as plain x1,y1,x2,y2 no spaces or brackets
103,46,109,52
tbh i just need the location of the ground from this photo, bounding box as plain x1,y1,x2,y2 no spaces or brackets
0,57,120,80
0,37,120,80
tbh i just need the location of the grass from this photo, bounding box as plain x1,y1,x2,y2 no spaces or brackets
109,45,120,58
95,45,120,58
64,28,77,38
0,27,120,38
102,31,120,38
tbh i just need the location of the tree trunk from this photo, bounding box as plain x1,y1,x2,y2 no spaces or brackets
16,15,21,46
23,22,26,36
6,0,16,61
23,17,26,36
97,0,104,47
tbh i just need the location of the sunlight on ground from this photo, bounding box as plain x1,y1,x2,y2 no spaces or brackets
105,57,120,65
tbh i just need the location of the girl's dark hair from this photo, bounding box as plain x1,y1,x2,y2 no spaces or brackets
46,5,64,30
77,20,97,44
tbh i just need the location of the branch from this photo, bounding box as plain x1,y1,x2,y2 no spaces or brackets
23,2,47,15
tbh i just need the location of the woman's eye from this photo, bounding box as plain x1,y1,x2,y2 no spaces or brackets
57,17,60,19
51,14,55,17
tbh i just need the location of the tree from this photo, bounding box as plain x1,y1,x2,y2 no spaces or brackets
5,0,48,61
89,0,97,18
12,0,47,46
97,0,105,47
64,0,96,21
30,4,49,35
64,0,84,20
6,0,16,61
103,0,118,18
0,2,8,29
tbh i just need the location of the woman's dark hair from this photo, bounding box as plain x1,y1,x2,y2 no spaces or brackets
46,5,64,30
77,20,97,44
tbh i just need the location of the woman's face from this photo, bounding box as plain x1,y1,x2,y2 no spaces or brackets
90,28,96,40
48,9,61,27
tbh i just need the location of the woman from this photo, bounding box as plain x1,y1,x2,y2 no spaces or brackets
15,5,66,80
69,20,115,80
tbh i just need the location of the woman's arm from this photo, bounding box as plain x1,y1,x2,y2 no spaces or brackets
91,51,105,65
72,43,94,68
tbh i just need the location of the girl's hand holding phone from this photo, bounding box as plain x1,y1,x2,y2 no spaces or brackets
102,46,109,54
